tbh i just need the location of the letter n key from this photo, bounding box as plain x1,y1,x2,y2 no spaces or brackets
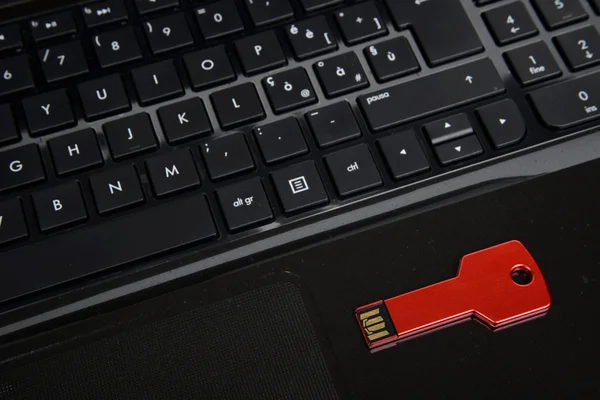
355,241,551,349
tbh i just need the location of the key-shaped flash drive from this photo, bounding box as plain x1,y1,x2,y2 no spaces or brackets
355,241,551,349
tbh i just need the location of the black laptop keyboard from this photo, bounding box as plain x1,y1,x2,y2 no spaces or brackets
0,0,599,306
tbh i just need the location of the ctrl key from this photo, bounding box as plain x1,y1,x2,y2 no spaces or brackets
217,177,273,232
0,198,28,246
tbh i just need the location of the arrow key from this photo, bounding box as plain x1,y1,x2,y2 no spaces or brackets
483,2,538,46
0,198,28,247
378,130,430,181
476,99,526,149
424,113,473,145
555,26,600,71
434,135,483,166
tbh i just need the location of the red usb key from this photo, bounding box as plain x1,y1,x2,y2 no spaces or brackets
355,241,551,349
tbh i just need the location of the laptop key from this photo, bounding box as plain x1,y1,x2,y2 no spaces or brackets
0,198,28,247
364,37,420,83
134,0,179,15
555,26,600,71
378,131,430,181
325,144,382,197
81,0,128,28
271,160,328,214
29,11,76,42
48,129,104,176
90,165,145,214
201,133,254,180
254,118,308,164
39,41,89,83
0,55,35,97
299,0,343,12
0,104,20,146
314,52,369,97
244,0,294,27
286,16,337,60
529,71,600,129
434,135,483,166
483,2,538,46
132,60,183,105
335,2,387,45
532,0,587,30
184,45,236,91
104,113,158,160
235,31,287,75
144,13,194,55
0,25,23,52
32,181,87,232
217,177,273,232
386,0,483,66
195,0,244,41
93,27,142,68
78,74,131,120
210,83,265,130
158,98,212,145
505,41,562,86
0,144,45,193
146,149,201,197
358,58,505,132
262,67,317,114
307,102,361,148
23,89,75,136
424,114,474,145
476,99,526,149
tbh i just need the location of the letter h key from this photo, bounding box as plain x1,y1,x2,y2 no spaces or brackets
355,241,551,349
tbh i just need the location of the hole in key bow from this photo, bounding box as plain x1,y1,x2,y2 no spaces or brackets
511,266,532,286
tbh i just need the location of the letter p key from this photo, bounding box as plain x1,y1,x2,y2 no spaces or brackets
355,241,551,350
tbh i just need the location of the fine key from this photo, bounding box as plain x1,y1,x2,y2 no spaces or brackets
355,241,551,349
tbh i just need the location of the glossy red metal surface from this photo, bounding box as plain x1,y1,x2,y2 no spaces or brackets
356,241,551,349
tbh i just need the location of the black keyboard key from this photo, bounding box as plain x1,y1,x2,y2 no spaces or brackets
49,129,104,176
93,27,142,68
210,83,265,130
307,102,361,148
78,74,131,120
235,31,287,75
39,41,89,83
335,2,387,45
144,13,193,55
386,0,483,66
358,58,505,132
325,144,382,197
299,0,342,12
158,98,212,144
146,149,201,197
244,0,294,27
0,104,20,146
555,26,600,71
476,99,526,149
217,177,273,232
434,135,483,165
0,198,28,247
262,68,317,114
364,37,420,83
0,194,216,303
90,165,145,214
30,11,76,42
424,114,473,145
184,45,236,91
195,0,244,40
32,181,87,232
483,2,538,46
81,0,129,28
0,55,34,96
378,130,430,181
201,133,255,180
505,41,562,86
286,17,337,60
0,25,23,52
132,60,183,105
532,0,587,29
529,71,600,129
23,89,75,136
271,161,328,214
254,118,308,164
314,52,368,97
134,0,179,15
0,145,45,193
104,113,157,160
